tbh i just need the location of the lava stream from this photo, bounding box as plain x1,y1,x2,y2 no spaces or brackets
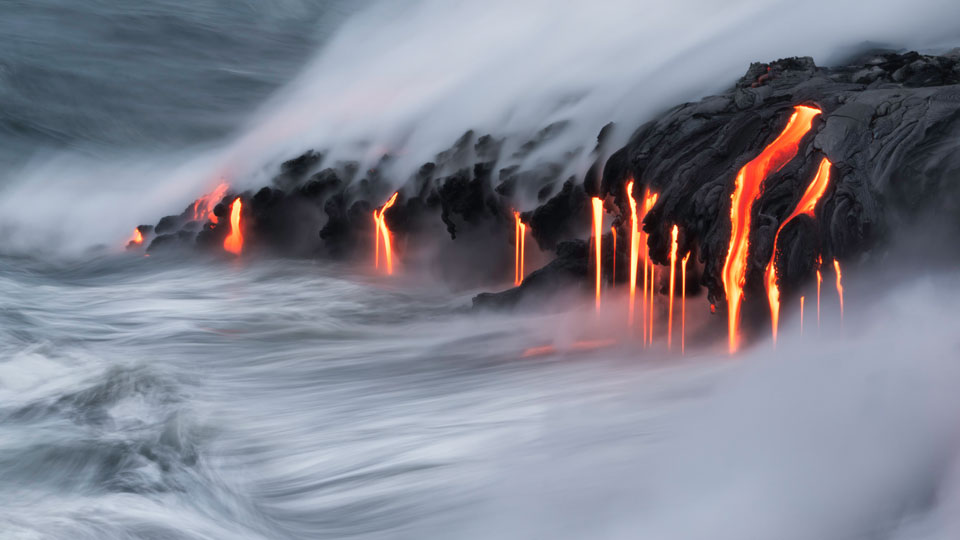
223,198,243,255
626,181,640,327
128,228,143,247
800,295,805,336
642,190,658,345
681,252,690,355
834,258,844,325
721,104,821,353
816,255,823,328
373,192,399,274
668,225,679,349
514,211,526,286
611,226,617,285
764,157,832,346
192,182,229,224
591,197,603,312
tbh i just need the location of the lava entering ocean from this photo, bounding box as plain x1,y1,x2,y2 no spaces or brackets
192,182,229,225
764,157,832,345
373,192,399,275
514,211,526,286
721,105,821,353
223,198,244,255
591,196,603,312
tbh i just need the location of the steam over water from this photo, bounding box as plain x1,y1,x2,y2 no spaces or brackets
2,1,960,538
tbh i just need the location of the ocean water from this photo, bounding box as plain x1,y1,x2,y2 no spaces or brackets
3,1,960,539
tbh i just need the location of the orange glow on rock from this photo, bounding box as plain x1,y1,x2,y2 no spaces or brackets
721,105,821,353
626,181,640,327
223,198,244,255
128,228,143,246
681,252,690,355
668,225,679,350
193,182,229,224
373,192,399,275
514,211,527,286
765,157,832,346
833,259,844,325
592,197,604,312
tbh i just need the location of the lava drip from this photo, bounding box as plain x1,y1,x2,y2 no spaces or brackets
611,226,617,285
223,198,244,255
764,157,832,346
591,197,603,312
721,105,821,353
373,192,399,275
642,191,658,345
514,211,526,286
681,252,690,355
833,259,844,324
800,296,805,336
816,255,823,329
626,181,640,327
192,182,229,225
667,225,679,350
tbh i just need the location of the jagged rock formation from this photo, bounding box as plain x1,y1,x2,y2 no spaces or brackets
132,51,960,331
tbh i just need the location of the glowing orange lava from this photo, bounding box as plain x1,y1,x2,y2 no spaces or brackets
223,198,243,255
373,192,399,274
193,182,229,224
611,226,617,285
681,252,690,355
514,211,526,286
764,157,832,346
592,197,604,312
668,225,679,350
721,105,821,353
833,258,844,325
642,191,658,345
626,181,640,327
800,295,805,336
816,255,823,329
128,228,143,246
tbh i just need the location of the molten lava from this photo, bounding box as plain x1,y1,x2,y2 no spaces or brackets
514,211,527,286
816,256,823,329
626,181,640,327
223,198,244,255
764,157,832,345
591,197,603,312
681,252,690,355
128,228,143,246
800,295,806,336
721,105,821,353
373,192,399,275
834,259,844,324
192,182,229,224
611,226,617,285
667,225,679,350
642,191,658,345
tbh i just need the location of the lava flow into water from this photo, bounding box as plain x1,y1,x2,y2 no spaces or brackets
373,192,399,275
834,258,844,324
192,182,229,225
127,228,143,247
642,190,658,345
764,157,833,345
668,225,679,350
223,198,244,255
591,196,604,311
681,252,690,354
626,181,640,327
514,211,526,286
721,105,821,353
